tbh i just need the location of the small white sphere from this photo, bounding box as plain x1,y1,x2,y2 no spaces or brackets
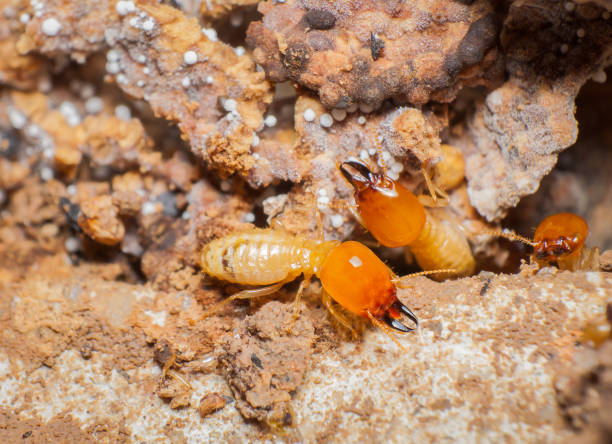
330,214,344,228
223,98,238,113
85,96,104,114
41,17,61,36
319,113,333,128
181,77,191,88
116,1,136,16
8,109,27,129
115,104,131,121
303,108,316,122
142,17,155,32
264,115,277,127
183,50,198,65
201,28,218,42
357,116,366,125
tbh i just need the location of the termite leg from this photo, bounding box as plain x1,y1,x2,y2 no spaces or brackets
374,136,388,175
166,369,192,390
421,167,449,204
201,280,287,319
161,351,192,390
322,290,358,339
287,275,311,332
269,218,288,232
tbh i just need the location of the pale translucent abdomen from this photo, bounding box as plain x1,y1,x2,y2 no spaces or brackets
408,213,475,280
200,229,320,285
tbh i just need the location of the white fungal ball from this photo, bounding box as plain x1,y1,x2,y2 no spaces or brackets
223,98,237,113
251,133,260,148
264,115,277,127
115,104,131,121
319,113,333,128
303,108,316,122
183,50,198,65
116,1,136,16
41,17,61,36
330,214,344,228
201,27,218,41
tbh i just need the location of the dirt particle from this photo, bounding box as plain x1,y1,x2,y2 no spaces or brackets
304,10,336,30
217,301,314,422
80,343,93,360
370,33,385,61
600,250,612,272
251,353,264,369
199,393,227,418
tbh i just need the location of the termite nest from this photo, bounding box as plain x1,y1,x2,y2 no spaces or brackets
0,0,611,441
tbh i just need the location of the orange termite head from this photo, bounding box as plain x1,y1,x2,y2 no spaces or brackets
532,213,588,262
338,160,426,248
339,160,396,195
319,241,418,332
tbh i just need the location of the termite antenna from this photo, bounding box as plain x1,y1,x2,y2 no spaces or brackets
483,229,537,247
374,135,388,175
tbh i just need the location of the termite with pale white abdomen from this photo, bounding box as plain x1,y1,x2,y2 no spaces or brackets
199,227,454,348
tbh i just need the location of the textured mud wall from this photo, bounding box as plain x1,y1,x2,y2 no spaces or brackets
0,0,611,442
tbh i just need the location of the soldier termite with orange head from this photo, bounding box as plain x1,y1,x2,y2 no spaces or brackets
339,159,475,280
489,213,600,271
199,227,453,347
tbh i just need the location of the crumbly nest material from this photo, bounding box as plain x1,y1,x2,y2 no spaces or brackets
0,0,612,441
247,0,503,109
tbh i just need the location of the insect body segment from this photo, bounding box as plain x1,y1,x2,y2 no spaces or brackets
199,229,419,338
491,213,599,271
319,241,417,329
200,228,338,286
532,213,587,263
340,160,475,279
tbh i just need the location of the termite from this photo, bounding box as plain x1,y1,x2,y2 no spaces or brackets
490,213,600,271
338,159,475,280
199,227,453,347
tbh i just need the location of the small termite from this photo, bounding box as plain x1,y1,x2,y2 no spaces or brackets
490,213,600,271
339,159,475,279
199,227,452,347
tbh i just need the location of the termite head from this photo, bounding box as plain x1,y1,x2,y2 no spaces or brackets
339,160,396,197
532,213,588,262
533,236,580,261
